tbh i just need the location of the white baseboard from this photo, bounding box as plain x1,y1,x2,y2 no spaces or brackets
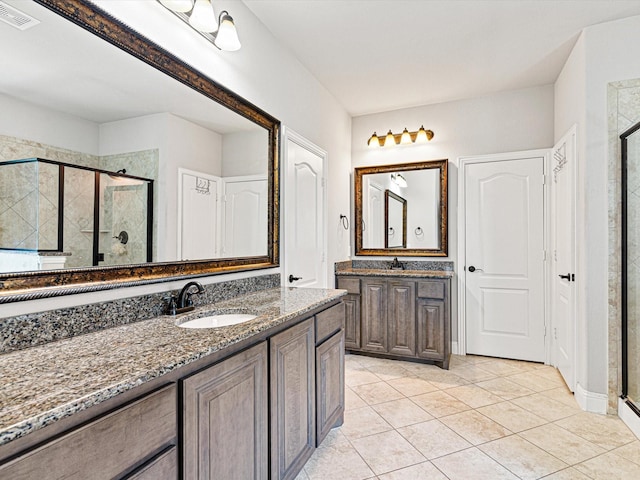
451,341,459,355
574,383,608,414
618,398,640,440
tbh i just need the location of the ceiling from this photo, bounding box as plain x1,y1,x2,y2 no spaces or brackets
242,0,640,116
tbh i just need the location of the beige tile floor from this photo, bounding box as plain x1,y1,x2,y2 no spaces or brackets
295,353,640,480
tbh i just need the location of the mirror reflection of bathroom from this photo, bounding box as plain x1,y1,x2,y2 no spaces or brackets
623,120,640,409
362,168,440,249
0,158,152,272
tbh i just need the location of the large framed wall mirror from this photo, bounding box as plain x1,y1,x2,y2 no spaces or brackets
0,0,280,301
354,159,448,256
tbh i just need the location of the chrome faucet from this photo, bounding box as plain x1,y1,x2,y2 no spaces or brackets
177,281,204,312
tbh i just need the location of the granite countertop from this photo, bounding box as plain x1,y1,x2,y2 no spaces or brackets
0,287,345,446
335,267,454,278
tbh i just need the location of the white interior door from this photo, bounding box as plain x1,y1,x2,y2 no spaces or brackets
284,129,327,288
178,169,220,260
551,127,577,390
222,176,267,258
464,155,546,362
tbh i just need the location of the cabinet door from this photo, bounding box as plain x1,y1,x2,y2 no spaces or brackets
361,279,388,352
417,298,446,364
270,318,315,480
183,342,268,480
316,330,345,445
388,280,416,356
343,294,361,349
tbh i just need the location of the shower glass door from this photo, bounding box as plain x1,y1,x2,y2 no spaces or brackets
623,120,640,410
98,172,152,266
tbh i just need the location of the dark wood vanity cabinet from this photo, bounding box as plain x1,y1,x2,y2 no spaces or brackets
0,301,346,480
182,342,269,479
270,318,316,480
337,275,451,369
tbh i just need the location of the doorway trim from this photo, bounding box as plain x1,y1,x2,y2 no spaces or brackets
281,126,328,288
456,149,551,362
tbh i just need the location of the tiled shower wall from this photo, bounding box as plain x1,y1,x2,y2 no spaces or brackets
0,135,157,268
608,79,640,413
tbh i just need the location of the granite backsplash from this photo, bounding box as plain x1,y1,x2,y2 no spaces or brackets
0,273,280,354
335,259,454,271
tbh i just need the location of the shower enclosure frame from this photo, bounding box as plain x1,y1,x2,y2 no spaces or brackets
621,120,640,416
0,157,153,266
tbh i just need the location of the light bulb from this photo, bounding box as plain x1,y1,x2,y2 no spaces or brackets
159,0,194,12
416,125,429,143
400,128,412,144
214,11,241,51
384,130,396,147
368,132,380,148
189,0,218,32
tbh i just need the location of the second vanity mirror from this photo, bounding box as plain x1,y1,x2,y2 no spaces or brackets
355,159,448,256
0,0,279,299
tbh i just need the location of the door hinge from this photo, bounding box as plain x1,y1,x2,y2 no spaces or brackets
542,250,547,261
542,174,546,185
543,325,547,337
321,177,326,188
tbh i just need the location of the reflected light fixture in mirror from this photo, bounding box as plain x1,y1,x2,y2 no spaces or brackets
390,172,408,188
158,0,241,51
367,125,434,147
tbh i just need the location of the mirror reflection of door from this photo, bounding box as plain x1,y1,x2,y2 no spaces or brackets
362,178,384,249
222,176,267,258
384,189,407,248
178,169,221,261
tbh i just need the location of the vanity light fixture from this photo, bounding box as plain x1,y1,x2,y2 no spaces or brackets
390,172,408,188
158,0,241,51
367,125,434,148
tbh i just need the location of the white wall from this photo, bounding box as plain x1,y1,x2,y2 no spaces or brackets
352,85,555,342
222,131,267,177
555,14,640,400
0,93,99,155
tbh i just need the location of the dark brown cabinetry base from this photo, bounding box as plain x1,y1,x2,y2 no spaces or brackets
0,300,346,480
337,275,451,369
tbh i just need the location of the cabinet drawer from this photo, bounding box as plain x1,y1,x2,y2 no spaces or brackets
316,302,345,344
417,280,445,299
337,277,360,294
0,384,177,479
125,446,177,480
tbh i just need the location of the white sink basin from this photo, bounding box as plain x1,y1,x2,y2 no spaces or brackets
178,313,257,329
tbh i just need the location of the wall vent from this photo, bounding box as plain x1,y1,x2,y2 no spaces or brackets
0,1,40,31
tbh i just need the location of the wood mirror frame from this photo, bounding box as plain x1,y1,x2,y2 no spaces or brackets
354,159,447,257
0,0,280,303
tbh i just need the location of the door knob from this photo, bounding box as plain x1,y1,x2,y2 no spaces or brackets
288,274,302,283
468,266,482,272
